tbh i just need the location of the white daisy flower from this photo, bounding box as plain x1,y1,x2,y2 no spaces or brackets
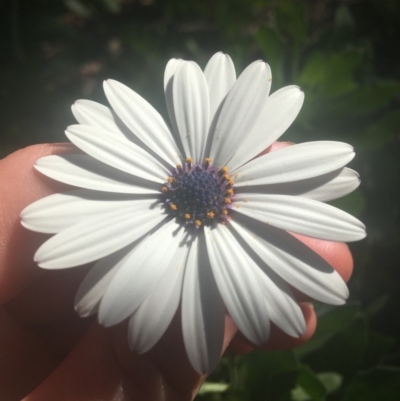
21,52,366,374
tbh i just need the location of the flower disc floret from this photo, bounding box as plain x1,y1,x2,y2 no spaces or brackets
163,158,234,227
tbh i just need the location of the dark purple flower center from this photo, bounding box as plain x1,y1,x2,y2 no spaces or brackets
162,158,234,227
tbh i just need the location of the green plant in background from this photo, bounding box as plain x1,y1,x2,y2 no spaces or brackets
199,300,399,400
1,0,399,399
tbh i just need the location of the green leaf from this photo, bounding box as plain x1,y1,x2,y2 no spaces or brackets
239,350,299,401
362,332,396,370
293,365,327,401
357,109,400,150
276,0,307,48
64,0,93,18
254,26,286,88
364,294,389,318
299,52,363,98
198,382,229,395
329,190,365,217
294,303,360,358
291,386,313,401
291,371,343,401
317,372,343,394
334,5,355,28
341,367,400,401
332,81,400,117
100,0,122,13
302,317,368,384
304,80,400,125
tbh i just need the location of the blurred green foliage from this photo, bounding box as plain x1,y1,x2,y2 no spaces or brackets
200,302,399,400
1,0,399,399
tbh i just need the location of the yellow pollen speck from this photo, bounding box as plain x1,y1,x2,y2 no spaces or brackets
186,157,192,163
184,213,191,219
226,189,233,196
195,220,202,226
162,186,168,193
167,177,174,183
227,178,234,185
205,158,212,164
176,164,182,169
221,166,229,174
207,211,215,219
224,198,232,204
170,203,177,211
222,210,228,215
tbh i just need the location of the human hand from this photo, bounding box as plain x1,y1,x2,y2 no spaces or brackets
0,143,353,401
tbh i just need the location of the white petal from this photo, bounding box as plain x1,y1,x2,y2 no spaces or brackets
98,220,185,327
35,202,165,269
204,52,236,125
209,61,272,168
239,168,360,202
172,61,210,163
66,124,168,183
301,168,361,201
205,225,270,345
128,238,190,353
164,58,183,92
233,141,355,187
103,79,181,166
182,232,225,374
249,263,305,337
71,99,127,139
227,86,304,170
164,58,184,143
233,194,366,242
74,245,134,317
21,189,152,234
35,154,159,194
230,217,349,304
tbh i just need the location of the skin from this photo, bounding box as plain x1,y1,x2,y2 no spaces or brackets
0,143,353,401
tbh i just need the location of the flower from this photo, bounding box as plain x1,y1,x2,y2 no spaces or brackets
21,52,366,374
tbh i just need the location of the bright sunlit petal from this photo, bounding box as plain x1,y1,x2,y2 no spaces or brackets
182,231,225,374
72,99,128,140
233,193,366,242
209,60,272,168
205,225,271,345
172,61,210,164
233,141,355,186
128,238,189,353
227,85,304,170
99,220,185,326
104,79,182,166
204,52,236,126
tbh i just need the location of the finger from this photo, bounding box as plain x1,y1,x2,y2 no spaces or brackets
23,315,238,401
0,144,90,400
263,140,294,154
0,143,74,303
229,302,316,354
0,307,60,401
0,276,90,401
290,234,353,283
22,323,124,401
3,254,94,361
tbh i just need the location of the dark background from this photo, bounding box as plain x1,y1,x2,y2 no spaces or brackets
1,0,399,399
